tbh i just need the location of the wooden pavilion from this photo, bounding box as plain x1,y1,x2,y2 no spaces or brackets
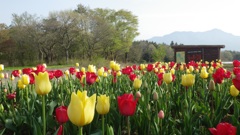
171,45,225,63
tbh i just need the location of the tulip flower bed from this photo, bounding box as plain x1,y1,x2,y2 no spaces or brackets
0,60,239,135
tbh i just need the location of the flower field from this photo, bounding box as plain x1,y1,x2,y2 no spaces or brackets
0,60,239,135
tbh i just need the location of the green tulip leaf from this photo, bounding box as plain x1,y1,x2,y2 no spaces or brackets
5,119,16,131
48,100,58,115
0,128,6,135
90,130,102,135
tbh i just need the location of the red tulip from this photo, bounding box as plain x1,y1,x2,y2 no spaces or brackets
47,71,55,80
212,68,225,84
54,70,63,78
232,73,240,91
233,60,240,67
129,73,137,81
132,65,137,70
122,66,133,75
57,125,63,135
86,72,98,85
55,106,69,124
209,122,236,135
157,79,163,86
75,71,85,80
147,64,153,72
29,73,35,84
113,77,117,83
169,61,175,69
22,68,32,75
157,73,163,86
11,70,20,77
233,67,240,75
33,64,46,75
7,92,16,100
117,93,138,116
224,71,231,79
69,67,76,75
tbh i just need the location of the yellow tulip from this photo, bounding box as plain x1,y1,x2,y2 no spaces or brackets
81,67,86,73
76,63,79,67
64,70,69,76
230,85,239,97
0,73,4,79
34,72,52,95
10,75,15,81
133,78,142,89
32,67,37,71
181,74,195,87
97,67,104,76
75,68,79,72
67,90,96,126
43,63,47,68
208,66,214,74
96,95,110,115
88,65,96,73
21,74,30,85
180,64,184,71
113,63,121,71
0,64,4,71
200,67,209,79
163,73,172,84
18,80,26,89
164,63,169,70
103,72,108,77
154,68,158,73
139,64,145,70
117,71,122,76
80,75,85,84
110,61,116,69
170,68,175,74
159,68,165,73
189,66,194,72
195,69,199,73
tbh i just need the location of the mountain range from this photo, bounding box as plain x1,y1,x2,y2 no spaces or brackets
148,29,240,52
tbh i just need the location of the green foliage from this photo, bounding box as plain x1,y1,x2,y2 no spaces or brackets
152,44,166,62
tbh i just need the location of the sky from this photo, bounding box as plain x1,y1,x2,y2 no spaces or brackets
1,0,240,40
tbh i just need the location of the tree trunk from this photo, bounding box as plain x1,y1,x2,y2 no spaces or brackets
66,49,69,64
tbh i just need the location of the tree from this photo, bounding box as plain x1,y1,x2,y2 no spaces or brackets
49,10,81,63
10,12,39,66
142,43,156,62
152,44,166,62
110,10,139,61
37,17,61,63
220,50,233,61
128,41,143,63
0,24,15,65
0,23,10,44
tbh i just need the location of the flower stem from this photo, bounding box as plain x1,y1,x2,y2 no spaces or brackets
159,119,162,135
79,126,83,135
26,86,29,111
127,116,130,135
42,95,46,135
102,115,105,135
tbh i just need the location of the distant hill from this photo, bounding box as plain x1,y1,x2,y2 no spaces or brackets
148,29,240,52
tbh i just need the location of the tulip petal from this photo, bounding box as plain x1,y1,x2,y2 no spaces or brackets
84,94,96,125
208,128,217,135
67,92,84,126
